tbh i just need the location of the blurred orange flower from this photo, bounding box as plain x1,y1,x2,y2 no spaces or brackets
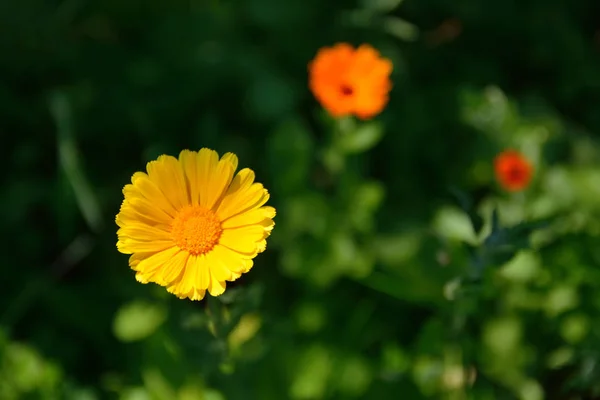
494,149,533,192
308,43,393,119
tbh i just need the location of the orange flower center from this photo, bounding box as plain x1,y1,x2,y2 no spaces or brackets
171,205,222,255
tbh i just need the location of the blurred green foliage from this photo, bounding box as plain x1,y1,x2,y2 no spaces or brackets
3,0,600,398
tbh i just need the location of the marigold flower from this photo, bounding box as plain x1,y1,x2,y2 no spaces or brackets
494,149,533,192
116,148,275,301
308,43,393,119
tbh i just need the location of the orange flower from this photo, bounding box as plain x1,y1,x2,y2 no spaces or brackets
494,150,533,192
308,43,393,119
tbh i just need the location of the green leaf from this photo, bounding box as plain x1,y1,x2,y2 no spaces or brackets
381,342,410,375
374,233,421,265
339,122,384,154
483,316,522,355
432,206,478,245
113,301,166,342
383,17,419,41
228,313,262,353
141,368,176,400
290,345,333,399
560,314,590,344
499,250,541,282
460,86,519,139
351,181,385,232
355,181,385,212
449,186,484,235
49,91,103,233
120,387,151,400
336,356,372,396
358,271,443,305
295,302,326,334
359,0,405,13
321,146,346,174
544,285,579,317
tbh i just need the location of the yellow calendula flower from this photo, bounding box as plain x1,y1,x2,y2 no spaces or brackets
116,148,275,301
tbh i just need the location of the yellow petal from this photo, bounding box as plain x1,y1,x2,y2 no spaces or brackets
205,247,233,281
215,169,255,217
207,274,226,296
220,153,239,174
126,197,173,225
155,249,189,286
211,244,247,274
171,254,211,298
146,155,189,210
130,173,177,217
117,224,172,242
133,246,180,283
221,206,276,229
242,259,254,273
259,218,275,233
194,254,211,290
219,225,266,255
196,148,220,207
205,153,237,210
256,238,268,253
167,284,194,300
190,288,207,301
168,255,194,296
195,149,238,210
117,239,174,255
216,169,270,221
179,150,199,206
116,204,169,229
129,252,156,269
122,183,137,198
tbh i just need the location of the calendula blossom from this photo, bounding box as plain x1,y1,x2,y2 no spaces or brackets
116,148,275,301
308,43,393,119
494,149,533,192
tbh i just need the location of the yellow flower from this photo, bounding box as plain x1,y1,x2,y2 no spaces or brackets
116,148,275,301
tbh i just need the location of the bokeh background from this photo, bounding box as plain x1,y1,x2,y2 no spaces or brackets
3,0,600,398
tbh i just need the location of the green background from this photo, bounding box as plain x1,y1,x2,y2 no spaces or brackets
3,0,600,398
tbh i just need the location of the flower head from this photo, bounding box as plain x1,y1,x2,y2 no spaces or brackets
308,43,393,119
116,148,275,301
494,149,533,192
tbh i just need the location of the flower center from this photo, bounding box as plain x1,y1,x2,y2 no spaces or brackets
171,206,222,255
340,84,354,96
508,165,525,182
